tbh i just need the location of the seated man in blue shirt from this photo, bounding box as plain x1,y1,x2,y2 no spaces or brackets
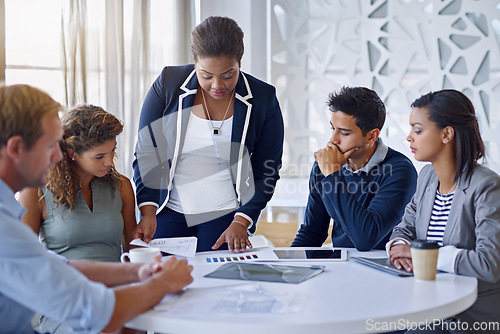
0,84,193,334
292,87,417,251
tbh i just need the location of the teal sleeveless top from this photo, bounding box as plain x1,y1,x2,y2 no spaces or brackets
40,180,124,262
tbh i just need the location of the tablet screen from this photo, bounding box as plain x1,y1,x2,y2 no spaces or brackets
273,249,343,260
204,262,325,283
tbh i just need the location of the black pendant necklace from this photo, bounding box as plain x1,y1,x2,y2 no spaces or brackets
201,89,235,135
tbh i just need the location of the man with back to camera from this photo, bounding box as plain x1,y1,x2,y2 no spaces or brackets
292,86,417,251
0,84,193,334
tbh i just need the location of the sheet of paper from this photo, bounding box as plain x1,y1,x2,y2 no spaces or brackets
154,284,306,315
130,237,197,257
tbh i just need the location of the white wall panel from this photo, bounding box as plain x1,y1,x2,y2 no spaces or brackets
270,0,500,176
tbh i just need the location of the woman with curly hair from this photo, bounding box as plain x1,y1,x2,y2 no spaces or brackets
18,104,137,334
19,104,136,262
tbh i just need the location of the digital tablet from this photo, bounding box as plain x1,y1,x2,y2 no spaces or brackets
270,247,347,262
204,262,325,283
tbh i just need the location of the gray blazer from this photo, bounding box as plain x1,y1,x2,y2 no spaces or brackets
391,164,500,330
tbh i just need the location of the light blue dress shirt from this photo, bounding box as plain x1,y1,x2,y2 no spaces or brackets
0,179,115,334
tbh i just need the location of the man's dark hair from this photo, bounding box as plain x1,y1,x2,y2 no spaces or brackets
327,86,386,135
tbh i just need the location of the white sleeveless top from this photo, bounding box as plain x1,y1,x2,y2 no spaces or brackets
166,112,238,214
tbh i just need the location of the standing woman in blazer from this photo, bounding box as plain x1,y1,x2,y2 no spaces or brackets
388,89,500,333
133,16,284,253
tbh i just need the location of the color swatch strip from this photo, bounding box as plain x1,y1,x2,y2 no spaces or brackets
205,254,259,263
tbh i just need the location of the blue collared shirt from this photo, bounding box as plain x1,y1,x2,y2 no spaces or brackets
343,138,389,175
0,179,115,334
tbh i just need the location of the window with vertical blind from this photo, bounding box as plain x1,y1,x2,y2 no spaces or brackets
5,0,65,102
3,0,191,178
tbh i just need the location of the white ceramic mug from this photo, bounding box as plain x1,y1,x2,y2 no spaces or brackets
120,247,161,263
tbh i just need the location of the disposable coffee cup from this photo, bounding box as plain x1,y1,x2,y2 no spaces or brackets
120,247,161,263
410,240,439,281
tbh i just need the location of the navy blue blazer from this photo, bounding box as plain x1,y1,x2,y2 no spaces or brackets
133,65,284,233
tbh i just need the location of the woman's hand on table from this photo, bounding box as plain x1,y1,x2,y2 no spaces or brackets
212,218,253,253
388,243,413,272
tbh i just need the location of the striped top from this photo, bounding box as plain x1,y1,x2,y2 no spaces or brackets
426,190,454,246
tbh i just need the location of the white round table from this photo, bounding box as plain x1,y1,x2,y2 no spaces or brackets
126,248,477,334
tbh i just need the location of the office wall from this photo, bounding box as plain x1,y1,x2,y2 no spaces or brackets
198,0,268,81
270,0,500,176
201,0,500,177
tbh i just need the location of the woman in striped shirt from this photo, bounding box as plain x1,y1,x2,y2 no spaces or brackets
387,89,500,333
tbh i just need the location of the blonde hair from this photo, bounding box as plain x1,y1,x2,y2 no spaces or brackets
0,84,62,148
46,104,124,210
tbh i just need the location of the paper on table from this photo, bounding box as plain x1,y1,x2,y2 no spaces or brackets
130,237,197,257
154,284,306,315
